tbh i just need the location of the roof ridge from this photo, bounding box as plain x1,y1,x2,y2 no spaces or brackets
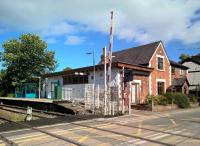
113,40,161,54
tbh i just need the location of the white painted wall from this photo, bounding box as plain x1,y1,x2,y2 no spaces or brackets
63,84,92,102
182,61,200,90
183,61,200,71
43,76,63,99
88,68,120,87
43,67,121,99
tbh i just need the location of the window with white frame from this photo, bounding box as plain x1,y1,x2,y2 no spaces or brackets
157,57,164,70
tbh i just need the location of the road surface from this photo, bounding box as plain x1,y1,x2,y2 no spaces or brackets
0,108,200,146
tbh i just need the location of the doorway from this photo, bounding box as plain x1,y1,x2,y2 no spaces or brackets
131,83,140,104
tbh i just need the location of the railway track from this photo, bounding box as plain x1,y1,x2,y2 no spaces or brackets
0,108,199,146
0,116,88,146
0,105,100,146
0,104,66,119
0,118,8,124
0,115,178,146
1,113,196,146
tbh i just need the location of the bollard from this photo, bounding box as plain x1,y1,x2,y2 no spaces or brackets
26,106,32,121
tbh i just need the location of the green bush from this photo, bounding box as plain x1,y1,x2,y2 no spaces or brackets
7,93,15,97
0,90,7,97
156,95,169,105
171,93,190,108
147,93,191,108
146,95,153,105
163,93,174,103
146,95,170,105
188,94,198,103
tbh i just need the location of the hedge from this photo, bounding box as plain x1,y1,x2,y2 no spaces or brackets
170,93,190,108
147,92,191,108
188,94,199,103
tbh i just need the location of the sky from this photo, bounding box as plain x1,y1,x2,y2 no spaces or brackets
0,0,200,71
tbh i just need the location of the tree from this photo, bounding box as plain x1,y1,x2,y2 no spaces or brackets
63,67,72,71
0,33,57,91
179,53,190,63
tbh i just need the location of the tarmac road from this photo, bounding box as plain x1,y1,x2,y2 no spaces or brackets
0,107,200,146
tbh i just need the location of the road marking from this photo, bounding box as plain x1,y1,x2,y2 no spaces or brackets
156,124,168,127
97,144,106,146
125,131,167,144
0,128,30,135
0,140,6,146
11,123,114,144
0,119,97,135
134,130,183,145
16,123,115,145
77,122,119,143
123,128,186,145
15,134,55,144
136,121,142,136
9,123,111,141
78,135,88,142
77,128,93,143
170,119,177,126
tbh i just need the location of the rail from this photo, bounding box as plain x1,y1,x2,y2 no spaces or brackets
0,116,88,146
0,104,66,118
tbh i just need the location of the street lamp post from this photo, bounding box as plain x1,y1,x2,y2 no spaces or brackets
38,77,41,99
86,51,95,114
32,76,41,99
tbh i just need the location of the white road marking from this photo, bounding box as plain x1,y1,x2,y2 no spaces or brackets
134,130,184,145
0,128,30,135
120,128,186,145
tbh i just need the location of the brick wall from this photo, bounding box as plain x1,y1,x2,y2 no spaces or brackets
172,67,187,80
150,44,171,95
132,75,149,103
121,74,149,105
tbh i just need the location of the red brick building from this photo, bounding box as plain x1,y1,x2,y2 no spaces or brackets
112,41,169,104
44,41,189,107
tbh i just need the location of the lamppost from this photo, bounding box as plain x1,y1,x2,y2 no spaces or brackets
86,51,95,114
32,76,41,99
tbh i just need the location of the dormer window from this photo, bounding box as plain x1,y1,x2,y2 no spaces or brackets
158,57,164,70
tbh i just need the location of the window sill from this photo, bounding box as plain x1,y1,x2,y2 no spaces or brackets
157,69,165,72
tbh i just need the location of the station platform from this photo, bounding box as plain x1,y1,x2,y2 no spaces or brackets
0,97,53,103
0,97,86,115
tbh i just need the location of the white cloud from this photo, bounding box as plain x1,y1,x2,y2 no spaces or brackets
0,0,200,44
42,22,76,37
46,38,57,44
64,35,85,45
